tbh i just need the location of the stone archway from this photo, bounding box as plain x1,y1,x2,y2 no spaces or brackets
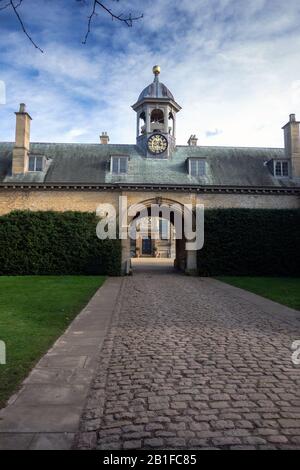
120,197,197,275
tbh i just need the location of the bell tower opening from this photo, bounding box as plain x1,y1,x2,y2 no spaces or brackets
138,111,146,136
168,111,174,136
151,109,164,132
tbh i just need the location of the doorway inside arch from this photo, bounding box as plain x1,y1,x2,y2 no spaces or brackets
128,214,184,274
130,216,176,259
130,216,175,274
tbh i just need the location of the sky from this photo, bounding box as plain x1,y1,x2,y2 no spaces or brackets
0,0,300,147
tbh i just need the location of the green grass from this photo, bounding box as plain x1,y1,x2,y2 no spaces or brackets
0,275,105,408
217,277,300,311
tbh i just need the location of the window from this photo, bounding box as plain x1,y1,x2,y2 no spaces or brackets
111,156,128,174
189,159,206,177
28,156,44,172
274,160,289,177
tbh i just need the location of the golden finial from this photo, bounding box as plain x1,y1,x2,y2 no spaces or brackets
153,65,161,75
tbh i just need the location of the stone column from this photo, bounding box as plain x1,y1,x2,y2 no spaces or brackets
146,105,151,133
185,249,197,275
121,238,131,275
173,112,176,138
136,113,140,137
164,106,169,134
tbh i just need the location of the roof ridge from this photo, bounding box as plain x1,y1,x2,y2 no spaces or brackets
30,142,137,146
176,145,284,151
0,142,284,151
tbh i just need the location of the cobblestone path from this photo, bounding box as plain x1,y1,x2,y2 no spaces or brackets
78,273,300,450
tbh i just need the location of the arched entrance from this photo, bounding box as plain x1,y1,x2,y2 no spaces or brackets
121,197,197,275
129,215,176,259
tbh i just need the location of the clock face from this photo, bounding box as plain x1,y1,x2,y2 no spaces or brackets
147,133,168,155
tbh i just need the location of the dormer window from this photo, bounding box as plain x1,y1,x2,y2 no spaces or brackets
110,156,128,174
274,160,289,177
28,155,45,172
188,158,206,177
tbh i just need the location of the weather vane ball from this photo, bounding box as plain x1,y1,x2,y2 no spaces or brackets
153,65,161,75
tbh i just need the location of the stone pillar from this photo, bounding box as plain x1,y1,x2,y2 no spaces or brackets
146,105,151,133
175,238,186,271
173,112,176,138
164,106,169,134
136,113,140,137
185,250,197,275
121,238,131,275
12,103,32,175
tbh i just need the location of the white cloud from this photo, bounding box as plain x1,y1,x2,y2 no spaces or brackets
0,0,300,148
206,129,223,138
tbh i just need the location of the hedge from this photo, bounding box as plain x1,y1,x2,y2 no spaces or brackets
198,209,300,276
0,211,121,275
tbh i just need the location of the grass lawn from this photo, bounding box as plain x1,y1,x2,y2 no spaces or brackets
0,275,105,408
217,277,300,311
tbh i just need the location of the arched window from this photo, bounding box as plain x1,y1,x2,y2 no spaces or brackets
151,109,164,124
150,109,164,132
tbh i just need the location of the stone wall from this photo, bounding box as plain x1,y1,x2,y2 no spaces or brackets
196,193,300,209
0,189,298,216
0,190,119,215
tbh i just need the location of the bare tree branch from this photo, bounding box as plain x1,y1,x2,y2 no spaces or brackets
82,0,143,44
9,0,44,52
0,1,12,11
0,0,143,52
82,0,97,45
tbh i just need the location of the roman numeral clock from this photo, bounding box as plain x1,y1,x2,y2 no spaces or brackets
147,133,168,155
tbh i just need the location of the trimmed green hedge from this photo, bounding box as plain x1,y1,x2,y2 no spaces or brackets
0,211,121,275
198,209,300,276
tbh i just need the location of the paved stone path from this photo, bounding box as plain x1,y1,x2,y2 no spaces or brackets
77,273,300,450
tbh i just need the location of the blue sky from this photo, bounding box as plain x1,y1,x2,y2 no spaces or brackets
1,0,300,147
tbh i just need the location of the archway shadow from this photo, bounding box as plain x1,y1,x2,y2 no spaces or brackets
131,258,178,275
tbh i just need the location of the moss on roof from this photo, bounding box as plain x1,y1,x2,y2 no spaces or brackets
0,141,297,188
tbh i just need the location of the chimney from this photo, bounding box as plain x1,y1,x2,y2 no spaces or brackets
188,134,198,146
100,131,109,144
282,114,300,178
12,103,32,175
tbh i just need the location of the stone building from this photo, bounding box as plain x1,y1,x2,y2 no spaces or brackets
0,66,299,273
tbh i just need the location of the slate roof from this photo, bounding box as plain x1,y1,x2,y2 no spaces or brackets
138,80,175,102
0,141,299,189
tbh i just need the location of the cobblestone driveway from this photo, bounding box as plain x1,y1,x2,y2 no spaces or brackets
78,273,300,450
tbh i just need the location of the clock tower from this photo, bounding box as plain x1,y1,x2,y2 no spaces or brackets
132,66,181,158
